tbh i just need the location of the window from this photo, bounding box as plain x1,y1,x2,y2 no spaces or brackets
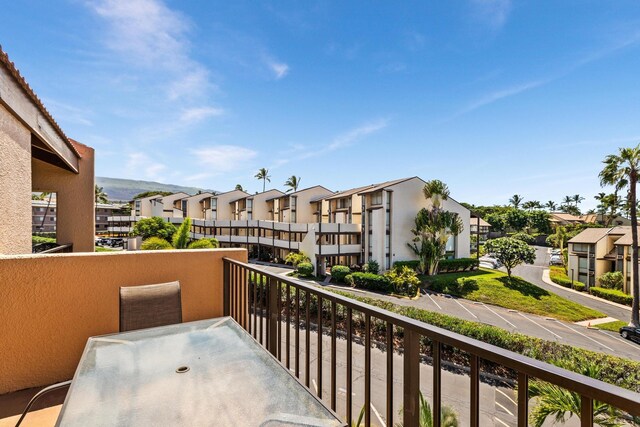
572,243,590,253
291,197,297,209
247,212,252,220
181,200,188,216
291,211,297,223
371,191,382,205
211,198,217,210
247,199,253,209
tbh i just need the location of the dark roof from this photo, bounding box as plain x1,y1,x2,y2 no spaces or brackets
357,177,418,195
324,185,375,201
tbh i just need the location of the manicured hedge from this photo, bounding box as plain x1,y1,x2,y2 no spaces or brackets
140,237,172,250
331,265,351,282
345,272,391,292
296,262,314,277
590,287,633,306
393,260,421,271
438,258,479,273
549,266,585,290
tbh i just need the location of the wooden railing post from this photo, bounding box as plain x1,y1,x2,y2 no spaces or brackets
403,328,420,427
268,277,279,357
223,258,230,316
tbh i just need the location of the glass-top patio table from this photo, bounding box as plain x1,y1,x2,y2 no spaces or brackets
56,317,345,426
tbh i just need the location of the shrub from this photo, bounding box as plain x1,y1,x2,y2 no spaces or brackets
331,265,351,282
187,239,215,249
172,217,192,249
296,262,314,277
393,260,421,271
345,272,391,292
385,266,420,296
437,258,479,273
549,266,586,290
511,232,534,244
32,235,56,245
133,217,177,241
285,251,311,267
598,271,623,291
141,237,172,250
590,287,632,306
574,282,586,292
363,260,380,275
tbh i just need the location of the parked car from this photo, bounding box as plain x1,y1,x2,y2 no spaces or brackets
620,326,640,344
479,256,502,269
549,255,563,266
550,249,562,256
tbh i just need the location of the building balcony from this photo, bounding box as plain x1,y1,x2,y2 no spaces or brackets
2,251,639,426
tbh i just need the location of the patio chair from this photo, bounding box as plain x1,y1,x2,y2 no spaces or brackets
119,281,182,332
14,381,71,427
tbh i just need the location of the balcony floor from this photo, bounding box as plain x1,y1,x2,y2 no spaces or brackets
0,385,66,426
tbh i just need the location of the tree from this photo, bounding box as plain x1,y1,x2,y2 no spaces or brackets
484,237,535,279
235,184,244,191
95,185,108,207
522,200,542,211
485,212,506,233
562,195,573,207
505,209,528,232
140,237,173,250
595,192,623,226
546,226,568,251
172,217,192,249
527,210,551,234
284,175,301,193
255,168,271,192
545,200,557,211
572,194,585,209
132,217,177,241
408,180,464,275
132,190,173,200
508,194,524,209
599,143,640,327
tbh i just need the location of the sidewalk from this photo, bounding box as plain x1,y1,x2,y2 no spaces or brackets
541,269,631,312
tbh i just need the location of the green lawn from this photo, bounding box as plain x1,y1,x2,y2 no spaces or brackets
421,268,605,322
595,320,628,332
95,246,117,252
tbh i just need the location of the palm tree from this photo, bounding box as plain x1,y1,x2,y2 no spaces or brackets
599,144,640,327
394,391,459,427
562,195,574,207
509,194,524,209
572,194,585,207
522,200,542,211
95,185,108,204
235,184,244,191
545,200,557,211
284,175,301,193
255,168,271,192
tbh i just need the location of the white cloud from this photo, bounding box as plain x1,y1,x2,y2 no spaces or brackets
328,119,389,151
267,60,290,79
470,0,512,30
180,106,225,122
44,99,93,126
191,145,258,172
453,80,544,118
126,152,167,180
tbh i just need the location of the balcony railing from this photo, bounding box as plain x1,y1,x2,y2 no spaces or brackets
223,258,640,427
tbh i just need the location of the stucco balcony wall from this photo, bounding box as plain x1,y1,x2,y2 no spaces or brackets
0,248,247,395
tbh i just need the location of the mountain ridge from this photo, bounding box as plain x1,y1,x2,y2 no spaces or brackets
96,177,216,202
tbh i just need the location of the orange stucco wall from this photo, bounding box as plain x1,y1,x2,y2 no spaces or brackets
0,248,247,394
0,103,32,254
32,142,95,252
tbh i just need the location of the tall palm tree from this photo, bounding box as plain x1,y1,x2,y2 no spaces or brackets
572,194,585,212
600,144,640,327
284,175,301,193
235,184,244,191
95,185,108,204
508,194,524,209
545,200,557,211
255,168,271,192
562,195,573,206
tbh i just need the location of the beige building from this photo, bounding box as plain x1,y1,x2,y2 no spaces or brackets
270,185,334,224
32,199,122,233
567,226,636,294
0,46,94,254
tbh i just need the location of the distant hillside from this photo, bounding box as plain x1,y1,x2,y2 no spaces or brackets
96,177,216,202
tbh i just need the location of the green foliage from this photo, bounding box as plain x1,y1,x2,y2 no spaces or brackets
590,287,633,306
345,272,391,292
598,271,624,290
141,237,172,250
172,217,192,249
363,259,380,275
505,208,529,231
296,262,314,277
485,212,507,232
187,239,215,249
595,320,629,332
330,290,640,393
511,232,534,244
285,251,311,267
132,217,177,241
32,235,56,245
393,260,421,271
528,210,552,234
95,185,108,204
330,265,351,282
385,266,420,296
204,237,220,248
132,190,173,200
437,258,479,273
395,391,459,427
484,237,536,278
549,266,586,290
424,269,603,322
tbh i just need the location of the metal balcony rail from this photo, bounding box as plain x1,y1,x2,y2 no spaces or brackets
222,258,640,427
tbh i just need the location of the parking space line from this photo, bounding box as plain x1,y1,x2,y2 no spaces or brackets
517,313,562,339
598,330,639,350
452,298,478,319
495,417,510,427
481,303,517,329
552,321,614,351
371,403,386,427
427,293,442,310
496,401,514,417
496,389,516,406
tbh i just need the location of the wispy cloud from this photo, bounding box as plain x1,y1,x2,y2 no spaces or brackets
180,106,225,122
327,119,389,151
191,145,258,173
266,59,290,79
126,152,167,181
455,80,544,117
470,0,512,30
44,99,93,126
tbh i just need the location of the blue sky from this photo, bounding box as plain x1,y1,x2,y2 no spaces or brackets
2,1,640,209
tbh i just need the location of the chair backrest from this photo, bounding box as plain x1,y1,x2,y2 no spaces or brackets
119,281,182,332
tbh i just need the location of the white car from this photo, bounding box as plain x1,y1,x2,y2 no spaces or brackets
479,256,502,269
549,255,563,266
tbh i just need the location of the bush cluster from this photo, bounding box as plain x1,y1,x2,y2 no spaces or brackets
330,265,351,282
393,260,421,271
187,239,215,249
598,271,623,291
140,237,172,250
510,232,535,244
437,258,479,273
296,262,314,277
363,260,380,275
590,287,632,306
549,266,586,290
285,251,311,267
385,266,420,296
345,272,391,292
